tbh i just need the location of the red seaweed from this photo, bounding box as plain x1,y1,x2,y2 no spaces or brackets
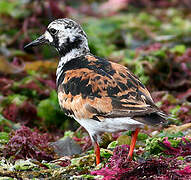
91,142,191,180
4,126,55,161
3,101,39,127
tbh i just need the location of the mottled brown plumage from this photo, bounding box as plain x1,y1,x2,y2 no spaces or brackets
57,54,166,125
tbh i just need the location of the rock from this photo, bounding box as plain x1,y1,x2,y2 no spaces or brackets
51,137,82,156
164,123,191,135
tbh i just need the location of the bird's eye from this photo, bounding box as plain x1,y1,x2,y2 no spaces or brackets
49,28,58,35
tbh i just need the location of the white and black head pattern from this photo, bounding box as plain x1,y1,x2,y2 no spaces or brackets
44,18,89,56
24,18,91,85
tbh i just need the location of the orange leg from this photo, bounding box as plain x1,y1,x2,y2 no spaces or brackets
128,128,140,160
94,142,100,165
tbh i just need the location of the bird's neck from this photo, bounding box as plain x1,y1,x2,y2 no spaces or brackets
56,46,90,85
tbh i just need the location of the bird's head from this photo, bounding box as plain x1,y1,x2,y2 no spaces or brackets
24,18,89,56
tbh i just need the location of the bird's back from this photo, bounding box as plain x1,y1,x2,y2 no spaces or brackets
57,54,167,126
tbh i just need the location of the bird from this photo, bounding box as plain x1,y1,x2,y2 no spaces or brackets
24,18,167,165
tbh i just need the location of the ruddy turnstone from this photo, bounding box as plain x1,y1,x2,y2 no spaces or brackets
24,18,167,165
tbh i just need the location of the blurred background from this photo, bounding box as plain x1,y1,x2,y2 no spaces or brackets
1,1,191,178
1,0,191,131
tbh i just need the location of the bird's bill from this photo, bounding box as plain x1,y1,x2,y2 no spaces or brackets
24,34,47,49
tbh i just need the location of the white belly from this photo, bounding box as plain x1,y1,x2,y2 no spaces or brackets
75,117,144,137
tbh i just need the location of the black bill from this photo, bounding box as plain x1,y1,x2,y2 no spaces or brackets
24,34,47,49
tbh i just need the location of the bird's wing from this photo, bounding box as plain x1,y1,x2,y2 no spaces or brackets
58,55,167,125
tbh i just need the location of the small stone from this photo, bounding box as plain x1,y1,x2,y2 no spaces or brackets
51,137,82,156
